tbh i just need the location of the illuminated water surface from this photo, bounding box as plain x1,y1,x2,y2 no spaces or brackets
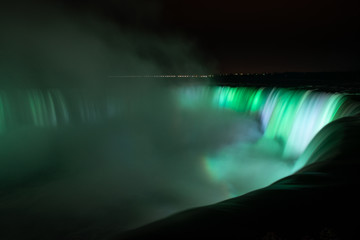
0,86,358,230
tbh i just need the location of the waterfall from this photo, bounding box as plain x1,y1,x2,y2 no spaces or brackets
0,89,115,130
1,86,360,234
177,86,358,158
1,87,358,162
176,86,359,195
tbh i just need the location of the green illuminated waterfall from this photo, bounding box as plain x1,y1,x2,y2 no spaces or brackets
1,86,358,197
178,86,356,157
1,87,357,158
177,86,358,195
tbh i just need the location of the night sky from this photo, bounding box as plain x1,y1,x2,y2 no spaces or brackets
2,0,360,74
66,0,360,73
161,0,360,73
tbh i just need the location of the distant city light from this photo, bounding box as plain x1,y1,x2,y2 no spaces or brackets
107,73,273,78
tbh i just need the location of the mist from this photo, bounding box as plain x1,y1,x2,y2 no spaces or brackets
0,1,292,239
0,0,212,88
0,88,293,239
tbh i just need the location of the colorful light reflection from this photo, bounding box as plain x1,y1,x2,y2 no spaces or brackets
177,86,355,196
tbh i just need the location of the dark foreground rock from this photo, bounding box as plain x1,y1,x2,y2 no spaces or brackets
116,117,360,239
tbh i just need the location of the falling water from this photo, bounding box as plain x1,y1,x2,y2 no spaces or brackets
1,86,359,234
176,86,359,195
1,87,358,177
177,86,357,157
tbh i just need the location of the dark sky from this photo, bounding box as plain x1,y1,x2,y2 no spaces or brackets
160,0,360,73
4,0,360,74
69,0,359,73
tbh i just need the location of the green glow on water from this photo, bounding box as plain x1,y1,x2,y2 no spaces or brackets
177,86,268,114
179,87,350,158
212,87,266,112
262,90,346,158
27,90,70,127
177,87,351,159
1,87,355,157
0,87,358,198
6,87,347,157
0,92,8,133
0,90,71,129
176,86,356,196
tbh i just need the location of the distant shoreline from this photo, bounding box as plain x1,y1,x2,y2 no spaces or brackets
109,72,360,93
